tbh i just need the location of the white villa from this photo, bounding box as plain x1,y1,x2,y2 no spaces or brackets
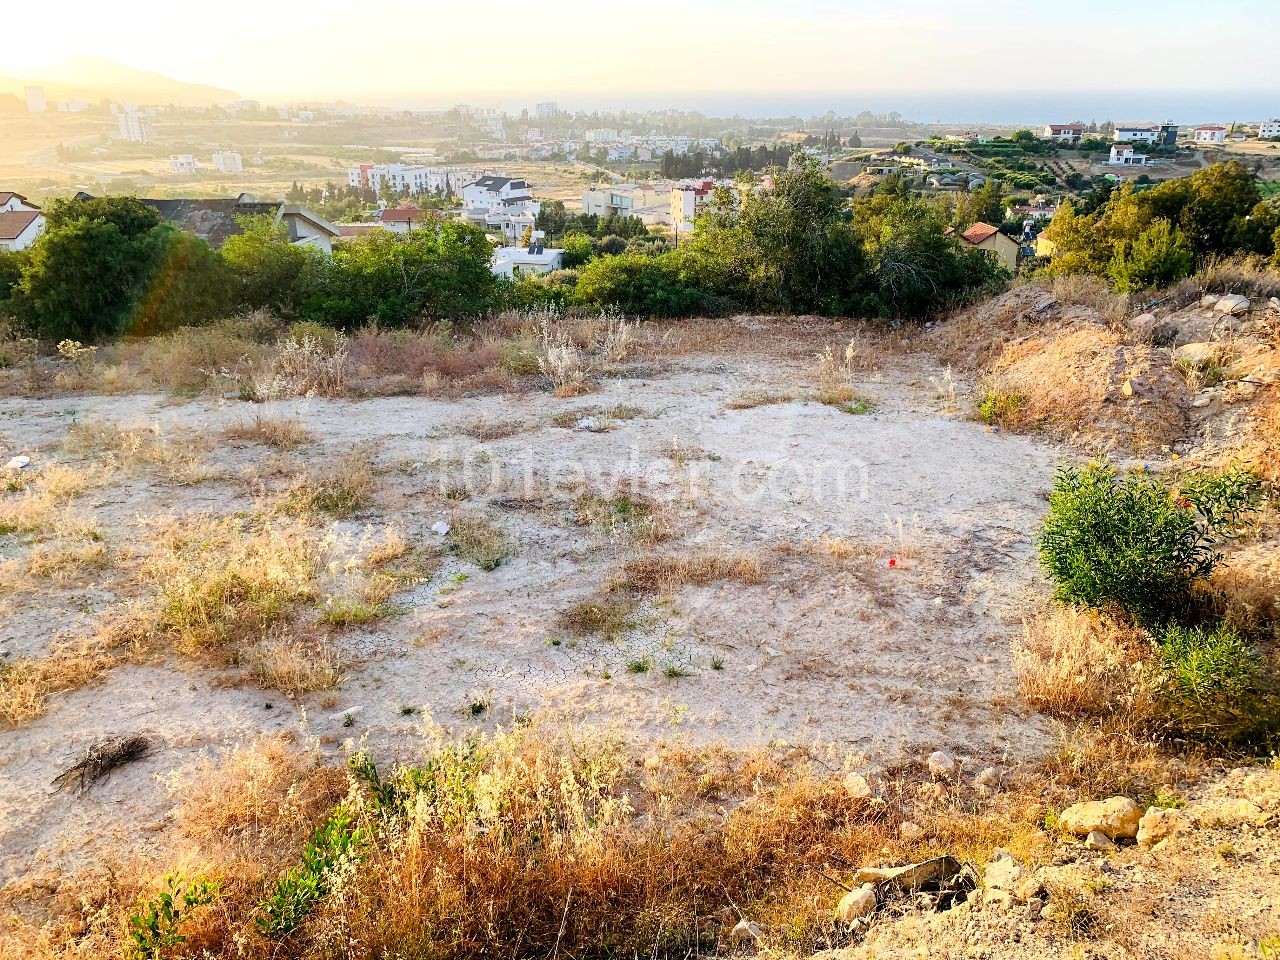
348,164,489,197
1109,144,1148,166
1261,119,1280,139
0,192,45,251
1193,125,1228,144
462,175,540,237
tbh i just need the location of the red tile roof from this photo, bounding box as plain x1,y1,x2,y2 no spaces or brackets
379,206,436,223
960,222,1000,245
0,209,41,241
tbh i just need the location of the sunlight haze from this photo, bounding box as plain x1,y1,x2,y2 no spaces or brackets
5,0,1278,107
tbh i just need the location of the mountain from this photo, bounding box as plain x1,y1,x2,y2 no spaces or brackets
0,56,238,107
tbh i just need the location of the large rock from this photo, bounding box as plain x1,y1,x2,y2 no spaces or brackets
1137,807,1186,847
1215,294,1250,315
1127,312,1157,340
1173,341,1222,366
927,750,958,779
1269,297,1280,314
729,919,762,945
834,885,878,923
984,850,1043,903
844,772,873,800
1200,293,1220,308
1059,796,1142,839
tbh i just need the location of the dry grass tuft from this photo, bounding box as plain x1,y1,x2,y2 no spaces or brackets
0,640,115,727
128,513,320,659
558,597,636,638
248,634,343,696
26,540,109,581
284,452,376,518
726,388,798,410
64,421,212,485
0,464,104,540
574,489,671,545
222,417,315,451
1014,607,1151,718
457,414,529,441
611,549,763,594
445,513,513,570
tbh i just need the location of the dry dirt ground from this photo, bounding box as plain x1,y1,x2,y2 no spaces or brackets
0,323,1074,886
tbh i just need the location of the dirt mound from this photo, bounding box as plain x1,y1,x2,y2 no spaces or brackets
982,323,1189,453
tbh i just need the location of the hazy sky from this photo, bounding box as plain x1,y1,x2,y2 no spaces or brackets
5,0,1279,107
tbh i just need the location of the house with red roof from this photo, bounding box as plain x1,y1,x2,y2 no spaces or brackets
1193,125,1227,145
1042,123,1085,144
0,193,45,251
955,221,1019,271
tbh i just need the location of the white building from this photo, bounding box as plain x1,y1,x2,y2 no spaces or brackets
348,163,488,196
56,99,91,113
524,127,543,142
1113,124,1160,144
212,151,244,174
24,85,46,113
491,241,564,278
1042,123,1084,144
585,128,619,143
0,192,44,251
169,154,199,174
1260,120,1280,139
117,110,153,143
535,101,558,119
462,175,538,218
1193,125,1228,144
1109,144,1148,166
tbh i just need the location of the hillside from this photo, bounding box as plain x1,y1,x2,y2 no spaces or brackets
0,56,237,107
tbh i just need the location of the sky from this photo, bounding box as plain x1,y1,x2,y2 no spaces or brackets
3,0,1279,119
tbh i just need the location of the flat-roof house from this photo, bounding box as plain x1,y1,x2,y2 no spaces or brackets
1113,124,1160,144
490,241,564,278
1043,123,1084,144
955,222,1019,272
112,193,340,253
1193,125,1227,144
1260,119,1280,139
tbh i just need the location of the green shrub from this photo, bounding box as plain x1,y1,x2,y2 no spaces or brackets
1155,622,1279,748
1038,464,1261,624
128,874,218,959
255,810,366,938
976,389,1025,425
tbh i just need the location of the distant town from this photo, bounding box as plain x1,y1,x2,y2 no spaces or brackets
3,75,1279,280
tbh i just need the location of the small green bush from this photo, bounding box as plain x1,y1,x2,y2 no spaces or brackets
1155,622,1279,748
976,389,1025,425
1038,463,1261,624
128,874,217,960
255,810,366,938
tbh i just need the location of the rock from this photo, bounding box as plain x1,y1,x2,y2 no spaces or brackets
1084,830,1115,851
974,766,1002,795
1269,297,1280,314
1137,807,1186,847
729,919,762,945
1059,796,1142,840
1192,395,1214,408
1200,293,1220,308
575,416,603,432
1128,312,1157,339
844,772,873,800
1173,341,1221,366
927,750,958,779
984,850,1025,893
1025,896,1044,921
834,884,878,923
900,821,925,841
1215,294,1250,315
4,455,29,470
430,520,450,535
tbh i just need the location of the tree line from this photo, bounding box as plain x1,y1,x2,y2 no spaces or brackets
1,159,1012,342
1041,161,1280,291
